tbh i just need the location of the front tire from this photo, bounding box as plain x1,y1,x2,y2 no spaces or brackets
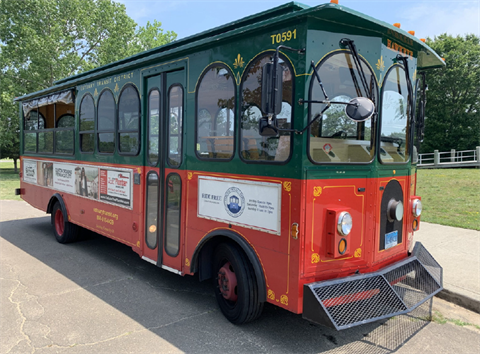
213,242,263,324
51,202,79,243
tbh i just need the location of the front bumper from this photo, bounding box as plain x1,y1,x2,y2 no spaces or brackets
303,242,442,330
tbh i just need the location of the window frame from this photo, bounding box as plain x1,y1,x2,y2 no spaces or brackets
166,84,184,168
239,51,295,165
96,88,116,155
79,93,96,154
378,63,412,165
117,84,141,156
307,49,379,165
195,63,236,162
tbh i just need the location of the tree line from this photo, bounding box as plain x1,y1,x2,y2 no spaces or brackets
1,0,479,171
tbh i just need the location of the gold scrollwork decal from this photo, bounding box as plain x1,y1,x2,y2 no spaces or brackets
354,248,362,258
311,253,320,264
376,56,385,71
268,289,275,300
313,186,322,197
280,295,288,306
233,54,245,69
187,172,193,180
283,181,292,192
185,258,190,267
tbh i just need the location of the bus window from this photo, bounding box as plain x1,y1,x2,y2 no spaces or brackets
146,172,159,249
309,52,377,164
79,95,95,153
167,85,183,167
240,54,293,162
196,65,235,160
148,90,160,166
56,114,75,154
97,90,115,154
380,65,410,163
57,114,74,128
165,173,181,256
118,85,140,155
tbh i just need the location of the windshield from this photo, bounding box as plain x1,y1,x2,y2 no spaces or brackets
380,65,411,163
309,51,377,163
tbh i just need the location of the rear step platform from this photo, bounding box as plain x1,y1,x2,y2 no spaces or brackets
303,242,442,330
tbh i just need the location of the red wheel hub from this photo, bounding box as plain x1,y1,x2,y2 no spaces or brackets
217,262,238,302
55,209,64,236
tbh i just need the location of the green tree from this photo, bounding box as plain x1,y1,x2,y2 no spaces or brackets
0,0,177,168
422,34,480,153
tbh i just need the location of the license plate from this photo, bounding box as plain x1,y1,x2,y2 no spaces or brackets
385,230,398,249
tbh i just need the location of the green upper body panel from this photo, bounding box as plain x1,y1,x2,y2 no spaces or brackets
17,2,442,180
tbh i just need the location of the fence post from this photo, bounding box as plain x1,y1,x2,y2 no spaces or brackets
450,149,455,162
434,150,440,166
476,146,480,167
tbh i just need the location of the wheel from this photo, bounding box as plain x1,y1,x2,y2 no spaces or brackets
51,202,79,244
213,242,263,324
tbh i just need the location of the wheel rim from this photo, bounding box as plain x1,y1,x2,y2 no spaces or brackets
55,209,65,236
217,262,238,302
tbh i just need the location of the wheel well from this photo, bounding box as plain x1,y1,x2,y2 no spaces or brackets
191,230,267,302
46,194,67,219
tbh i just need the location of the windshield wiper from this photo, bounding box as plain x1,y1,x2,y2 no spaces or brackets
340,38,372,100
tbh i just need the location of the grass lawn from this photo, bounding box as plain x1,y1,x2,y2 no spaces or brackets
0,159,21,201
417,168,480,230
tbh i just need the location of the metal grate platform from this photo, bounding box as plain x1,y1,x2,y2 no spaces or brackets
303,242,442,330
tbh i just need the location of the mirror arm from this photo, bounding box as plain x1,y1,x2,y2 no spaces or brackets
310,61,329,100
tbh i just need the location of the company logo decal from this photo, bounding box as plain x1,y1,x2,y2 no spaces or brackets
224,187,245,218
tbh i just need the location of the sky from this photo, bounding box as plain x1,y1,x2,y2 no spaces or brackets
119,0,480,41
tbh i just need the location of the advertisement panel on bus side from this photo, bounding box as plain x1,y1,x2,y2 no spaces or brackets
22,159,133,209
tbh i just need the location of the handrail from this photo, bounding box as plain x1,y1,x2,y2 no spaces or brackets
418,147,479,168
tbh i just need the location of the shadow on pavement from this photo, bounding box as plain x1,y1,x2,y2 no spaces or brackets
0,216,432,353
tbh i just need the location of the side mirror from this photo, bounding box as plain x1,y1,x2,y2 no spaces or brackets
261,62,283,116
259,117,279,137
345,97,375,122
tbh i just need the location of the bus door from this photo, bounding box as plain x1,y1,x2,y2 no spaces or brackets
144,70,185,274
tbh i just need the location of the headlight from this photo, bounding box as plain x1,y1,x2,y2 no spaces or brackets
412,199,422,217
388,199,404,222
337,212,353,236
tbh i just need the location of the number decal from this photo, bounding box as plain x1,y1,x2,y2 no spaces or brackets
271,29,297,45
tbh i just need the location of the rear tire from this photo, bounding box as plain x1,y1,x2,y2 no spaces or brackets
213,242,263,324
51,202,79,244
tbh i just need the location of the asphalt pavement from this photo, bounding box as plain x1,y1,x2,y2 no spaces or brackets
1,200,479,354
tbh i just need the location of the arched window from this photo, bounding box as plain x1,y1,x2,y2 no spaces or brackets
118,84,140,154
380,65,410,163
196,65,235,160
79,94,95,153
308,51,378,164
97,90,115,154
240,53,293,162
57,114,75,128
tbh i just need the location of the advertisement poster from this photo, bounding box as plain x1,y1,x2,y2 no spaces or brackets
198,176,281,235
99,169,132,208
22,159,131,209
37,162,53,187
23,160,37,183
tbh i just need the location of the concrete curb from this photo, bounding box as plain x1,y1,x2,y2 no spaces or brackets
436,289,480,314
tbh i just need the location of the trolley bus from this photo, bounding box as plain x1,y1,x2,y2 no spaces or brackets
15,1,445,330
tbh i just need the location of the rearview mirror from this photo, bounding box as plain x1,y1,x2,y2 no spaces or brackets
344,97,375,122
261,62,283,116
